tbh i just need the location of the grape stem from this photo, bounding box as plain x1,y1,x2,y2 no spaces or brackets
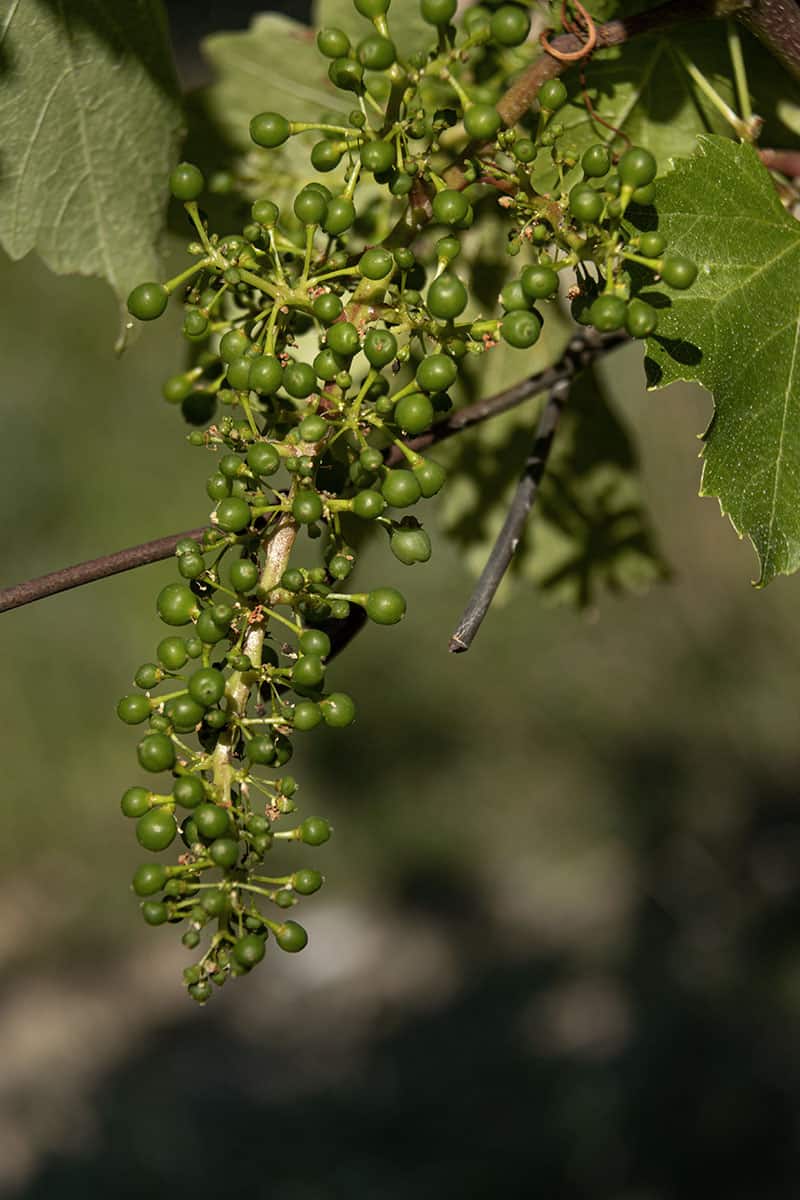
446,328,626,655
0,331,626,618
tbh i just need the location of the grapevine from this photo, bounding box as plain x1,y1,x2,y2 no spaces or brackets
116,0,699,1002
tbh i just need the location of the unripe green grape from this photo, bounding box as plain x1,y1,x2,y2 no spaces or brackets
311,140,344,173
329,56,364,93
183,309,208,338
436,236,461,264
127,283,168,322
327,321,360,357
513,137,537,163
121,787,151,818
188,667,226,708
234,934,266,967
426,273,467,320
250,111,291,148
195,611,225,644
660,254,697,289
413,458,447,497
137,732,176,774
136,807,177,852
350,488,383,520
247,734,277,764
382,469,422,507
316,692,354,729
219,454,243,480
297,629,330,658
359,246,394,280
294,700,323,731
133,863,167,896
366,586,406,624
134,663,160,690
117,694,151,725
293,490,324,524
632,181,656,205
618,146,657,188
395,393,434,435
301,816,332,845
359,447,384,474
364,328,397,367
391,525,431,565
216,496,251,533
293,868,323,895
500,280,529,312
283,362,317,399
252,198,279,226
292,654,325,688
521,264,559,300
358,33,396,70
589,294,628,331
281,568,304,592
170,161,204,201
206,472,231,501
209,837,240,869
173,775,205,809
490,4,531,46
157,637,188,671
537,78,567,111
162,373,194,404
313,293,343,324
314,348,345,381
501,309,542,349
360,140,395,175
158,583,199,627
625,298,658,338
219,329,249,363
294,187,328,226
165,695,205,732
247,355,282,395
194,803,231,840
354,0,390,16
299,414,328,442
178,552,204,580
317,26,350,57
581,144,611,178
324,196,356,236
464,104,502,140
432,189,469,226
142,901,169,926
226,356,253,391
276,921,308,953
247,441,281,477
421,0,456,21
417,353,457,392
569,183,603,223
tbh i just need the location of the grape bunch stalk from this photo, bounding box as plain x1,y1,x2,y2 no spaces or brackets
120,0,696,1003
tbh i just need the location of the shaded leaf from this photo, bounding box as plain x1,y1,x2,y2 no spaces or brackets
0,0,182,306
437,357,668,608
641,135,800,585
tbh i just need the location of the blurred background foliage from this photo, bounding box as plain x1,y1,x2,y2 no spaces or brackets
2,1,800,1197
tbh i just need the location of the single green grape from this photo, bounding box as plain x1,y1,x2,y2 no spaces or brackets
132,863,168,897
538,79,567,111
589,294,628,332
137,732,176,773
320,692,356,727
210,838,240,869
364,328,398,367
501,309,542,349
391,526,432,565
366,587,406,624
247,441,281,476
301,816,332,845
293,490,324,524
194,803,232,840
464,104,502,140
639,231,666,258
490,4,531,46
359,247,394,280
317,27,350,57
121,787,151,819
426,273,468,320
660,254,698,289
324,196,356,236
581,144,611,178
521,265,558,299
136,808,177,852
234,934,267,967
216,497,251,533
353,489,385,519
293,868,323,895
173,775,205,809
395,393,434,435
432,189,469,226
250,112,291,148
382,470,422,508
276,921,308,952
127,283,168,322
117,694,151,725
618,146,657,188
170,162,204,201
313,293,344,324
294,187,328,226
230,559,260,592
421,0,457,23
625,298,658,338
294,701,323,731
569,183,603,224
360,140,395,174
416,353,457,392
358,34,396,70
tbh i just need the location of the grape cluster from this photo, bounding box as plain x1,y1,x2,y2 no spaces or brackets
122,0,696,1002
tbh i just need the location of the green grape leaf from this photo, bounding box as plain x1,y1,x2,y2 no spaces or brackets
640,135,800,585
548,22,800,173
0,0,182,308
437,356,668,608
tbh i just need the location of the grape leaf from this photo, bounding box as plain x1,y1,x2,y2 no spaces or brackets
641,135,800,585
549,22,800,171
0,0,182,307
437,357,668,608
